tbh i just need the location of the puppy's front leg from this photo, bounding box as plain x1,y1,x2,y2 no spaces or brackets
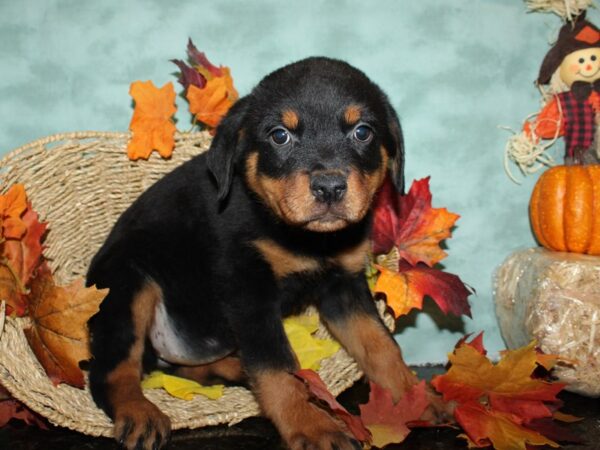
318,273,418,402
319,273,452,422
228,292,359,450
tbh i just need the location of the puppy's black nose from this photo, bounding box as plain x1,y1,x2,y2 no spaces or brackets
310,173,347,203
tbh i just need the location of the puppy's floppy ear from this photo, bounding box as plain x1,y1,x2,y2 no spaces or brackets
206,96,250,202
382,101,405,194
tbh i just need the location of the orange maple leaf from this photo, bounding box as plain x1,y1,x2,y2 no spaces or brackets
373,262,472,318
127,80,177,161
359,381,429,448
455,402,558,450
432,341,564,411
432,337,573,450
0,184,28,240
0,188,47,317
187,70,238,129
24,264,108,387
3,204,47,290
372,177,459,267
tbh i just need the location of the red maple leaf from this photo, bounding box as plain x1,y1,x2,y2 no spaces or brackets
295,369,371,443
0,399,47,429
372,177,460,267
359,380,429,448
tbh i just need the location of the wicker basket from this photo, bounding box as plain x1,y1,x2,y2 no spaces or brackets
0,131,393,437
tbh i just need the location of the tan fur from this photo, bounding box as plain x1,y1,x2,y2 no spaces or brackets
255,371,353,450
282,109,300,130
245,153,319,225
106,282,169,450
344,104,362,125
253,239,321,278
324,314,418,403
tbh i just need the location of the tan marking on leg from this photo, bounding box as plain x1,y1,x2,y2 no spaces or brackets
331,238,370,274
253,239,321,278
325,314,418,403
254,371,353,450
344,104,362,125
175,356,246,384
281,109,299,130
106,282,170,450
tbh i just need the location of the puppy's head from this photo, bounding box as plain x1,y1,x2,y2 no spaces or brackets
207,57,404,233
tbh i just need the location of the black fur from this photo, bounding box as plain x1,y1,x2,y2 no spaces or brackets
86,56,404,446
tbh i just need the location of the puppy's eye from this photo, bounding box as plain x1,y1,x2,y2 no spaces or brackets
353,125,373,143
270,128,291,146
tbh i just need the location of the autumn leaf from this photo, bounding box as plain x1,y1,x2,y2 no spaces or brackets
173,40,238,129
0,265,26,316
372,177,460,267
454,332,486,355
127,80,177,160
24,264,108,387
0,399,47,429
0,184,28,240
431,337,574,450
3,205,47,288
359,380,429,448
187,75,236,128
432,341,564,414
373,262,472,318
455,402,558,450
0,195,47,317
295,369,371,443
171,58,207,91
186,38,223,78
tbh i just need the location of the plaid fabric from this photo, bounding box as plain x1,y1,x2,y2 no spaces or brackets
557,91,596,157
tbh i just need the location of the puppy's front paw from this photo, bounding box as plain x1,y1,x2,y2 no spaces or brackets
114,399,171,450
282,403,361,450
420,387,455,425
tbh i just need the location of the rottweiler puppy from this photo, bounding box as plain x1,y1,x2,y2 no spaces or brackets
87,56,423,450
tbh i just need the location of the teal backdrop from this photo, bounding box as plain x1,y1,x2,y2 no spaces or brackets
1,0,589,364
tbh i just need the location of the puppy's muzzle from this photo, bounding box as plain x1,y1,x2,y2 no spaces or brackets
310,172,347,204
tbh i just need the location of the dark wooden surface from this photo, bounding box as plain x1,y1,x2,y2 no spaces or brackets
2,366,599,449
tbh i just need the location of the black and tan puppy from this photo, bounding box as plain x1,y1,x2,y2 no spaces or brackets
87,57,421,450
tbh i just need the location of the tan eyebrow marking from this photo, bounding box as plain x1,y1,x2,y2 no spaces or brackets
281,109,299,130
344,104,362,125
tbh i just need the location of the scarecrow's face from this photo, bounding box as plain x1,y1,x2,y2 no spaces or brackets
560,47,600,86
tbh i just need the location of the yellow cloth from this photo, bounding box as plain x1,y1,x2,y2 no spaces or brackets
141,371,224,400
284,314,340,371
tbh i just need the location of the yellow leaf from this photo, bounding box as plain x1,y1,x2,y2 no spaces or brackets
141,371,224,400
284,314,340,371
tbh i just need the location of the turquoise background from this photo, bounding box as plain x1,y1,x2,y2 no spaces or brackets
1,0,590,364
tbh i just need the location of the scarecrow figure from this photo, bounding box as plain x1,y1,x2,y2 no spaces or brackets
525,13,600,165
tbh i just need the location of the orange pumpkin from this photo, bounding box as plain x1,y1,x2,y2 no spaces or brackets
530,165,600,255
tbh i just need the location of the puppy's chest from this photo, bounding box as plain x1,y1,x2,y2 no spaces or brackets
252,238,369,279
